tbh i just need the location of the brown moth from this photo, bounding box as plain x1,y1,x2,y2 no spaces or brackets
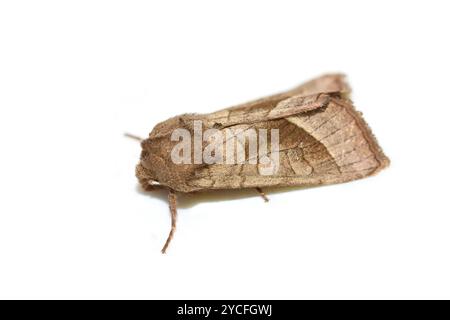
133,74,390,253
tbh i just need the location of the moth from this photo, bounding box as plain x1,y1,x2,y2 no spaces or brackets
131,74,390,253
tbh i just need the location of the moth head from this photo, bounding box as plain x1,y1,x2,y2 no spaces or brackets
136,115,195,193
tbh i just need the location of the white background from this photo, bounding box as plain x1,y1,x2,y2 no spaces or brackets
0,1,449,299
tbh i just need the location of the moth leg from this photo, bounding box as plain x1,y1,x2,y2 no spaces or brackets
256,187,269,202
124,132,144,141
161,188,178,254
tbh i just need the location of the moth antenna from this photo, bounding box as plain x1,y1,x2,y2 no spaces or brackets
256,187,269,202
124,132,143,142
161,188,178,254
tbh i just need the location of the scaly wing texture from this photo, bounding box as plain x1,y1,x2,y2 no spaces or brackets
203,93,332,128
187,96,389,190
202,74,350,128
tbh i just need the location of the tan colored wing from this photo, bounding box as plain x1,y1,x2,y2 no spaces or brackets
202,93,332,128
201,74,350,128
187,96,389,191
